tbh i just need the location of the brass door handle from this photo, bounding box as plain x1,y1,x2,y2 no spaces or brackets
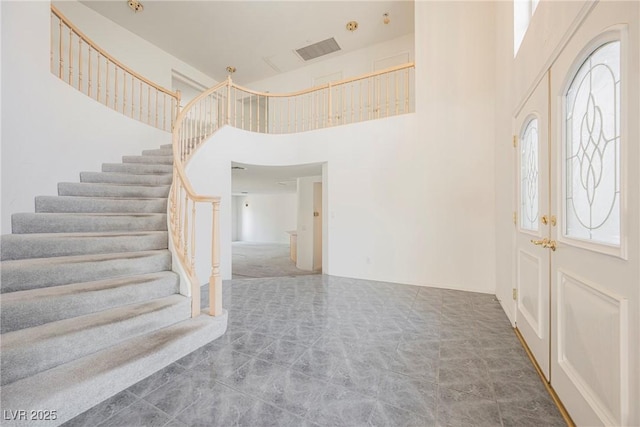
530,238,557,251
531,238,548,246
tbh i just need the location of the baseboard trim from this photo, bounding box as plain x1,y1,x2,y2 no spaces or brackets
514,327,575,427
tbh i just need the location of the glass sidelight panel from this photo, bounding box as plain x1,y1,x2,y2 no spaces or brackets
521,118,540,231
564,41,621,246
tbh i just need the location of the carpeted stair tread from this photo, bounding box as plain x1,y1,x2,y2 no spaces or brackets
102,163,173,174
35,195,167,213
122,155,173,165
11,212,167,233
0,311,227,426
141,148,173,156
1,250,171,293
0,294,191,386
0,272,180,333
58,182,170,198
80,171,172,185
1,231,168,260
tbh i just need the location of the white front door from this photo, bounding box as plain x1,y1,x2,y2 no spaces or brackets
515,73,551,380
549,2,639,425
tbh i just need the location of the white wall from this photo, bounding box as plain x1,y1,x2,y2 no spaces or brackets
231,195,240,242
185,2,497,294
237,193,297,244
246,33,414,93
0,1,179,233
52,1,216,91
296,176,322,271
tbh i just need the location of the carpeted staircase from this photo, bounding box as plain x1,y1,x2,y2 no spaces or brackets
0,144,227,426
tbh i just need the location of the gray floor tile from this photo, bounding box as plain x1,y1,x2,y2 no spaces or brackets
231,331,277,356
260,369,327,418
329,358,384,398
378,370,437,419
498,397,566,427
437,399,502,427
256,338,309,367
307,383,376,426
127,363,187,398
237,400,300,427
368,401,436,427
142,375,206,417
61,391,138,427
175,383,257,427
98,399,171,427
291,347,344,380
221,357,286,396
67,274,563,427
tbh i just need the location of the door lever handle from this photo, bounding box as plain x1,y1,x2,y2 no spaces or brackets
531,238,548,246
530,238,557,251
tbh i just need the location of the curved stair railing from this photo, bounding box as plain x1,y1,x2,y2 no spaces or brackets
50,6,181,131
171,63,415,317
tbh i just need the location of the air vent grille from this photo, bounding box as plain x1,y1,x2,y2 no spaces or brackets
296,38,341,61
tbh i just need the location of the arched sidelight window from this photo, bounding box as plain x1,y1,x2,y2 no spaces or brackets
520,118,539,231
564,41,621,246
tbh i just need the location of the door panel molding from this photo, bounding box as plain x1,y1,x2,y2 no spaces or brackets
556,269,629,426
517,249,544,338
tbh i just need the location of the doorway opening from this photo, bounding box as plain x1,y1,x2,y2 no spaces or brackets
231,162,325,279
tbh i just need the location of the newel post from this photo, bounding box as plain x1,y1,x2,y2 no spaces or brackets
209,200,223,316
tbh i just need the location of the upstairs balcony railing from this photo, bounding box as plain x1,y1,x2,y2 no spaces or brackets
171,63,415,318
50,6,180,131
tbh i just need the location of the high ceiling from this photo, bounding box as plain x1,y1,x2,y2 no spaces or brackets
80,1,415,84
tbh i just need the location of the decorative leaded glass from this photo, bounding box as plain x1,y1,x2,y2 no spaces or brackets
565,41,621,246
521,118,539,231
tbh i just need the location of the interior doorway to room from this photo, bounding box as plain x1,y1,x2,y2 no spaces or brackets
231,162,325,279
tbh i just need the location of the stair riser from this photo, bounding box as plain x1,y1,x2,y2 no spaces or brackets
58,183,170,198
80,172,172,185
122,155,173,165
142,149,173,156
102,163,173,174
0,273,179,334
160,143,172,149
11,213,167,234
35,196,167,214
0,297,191,386
1,251,172,293
1,232,168,261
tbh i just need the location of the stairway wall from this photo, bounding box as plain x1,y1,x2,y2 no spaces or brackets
0,0,216,234
0,2,170,233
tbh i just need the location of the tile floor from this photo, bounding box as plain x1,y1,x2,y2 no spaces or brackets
64,275,566,427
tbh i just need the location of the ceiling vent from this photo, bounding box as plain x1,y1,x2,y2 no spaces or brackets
295,38,341,62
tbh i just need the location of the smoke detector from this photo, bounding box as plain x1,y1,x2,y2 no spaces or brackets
127,0,143,13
